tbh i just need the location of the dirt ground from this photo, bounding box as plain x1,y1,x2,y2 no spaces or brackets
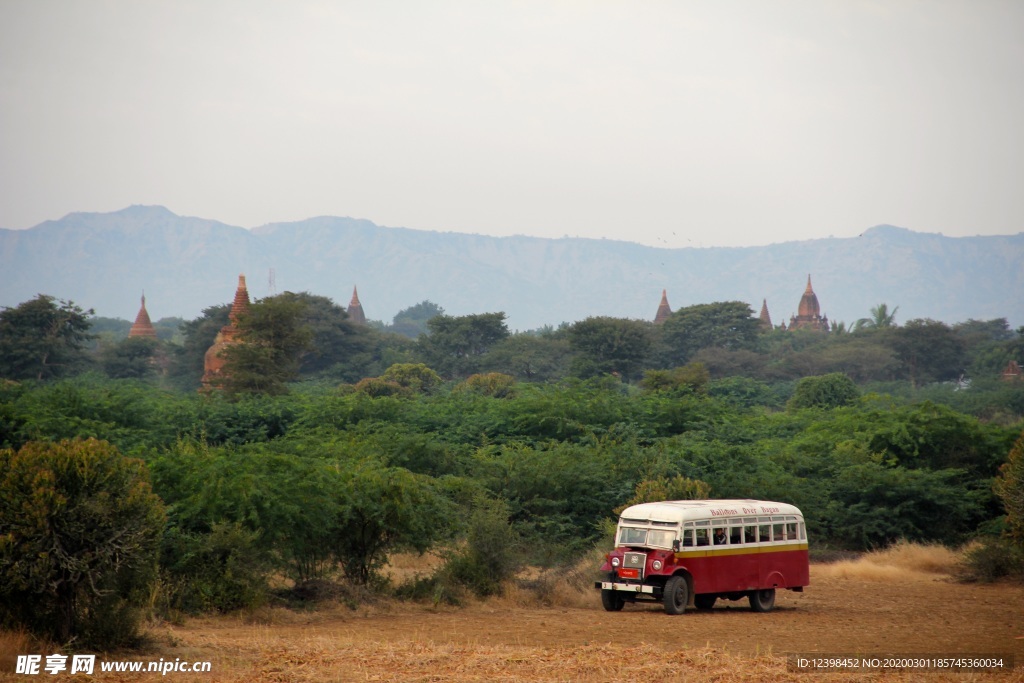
2,565,1022,682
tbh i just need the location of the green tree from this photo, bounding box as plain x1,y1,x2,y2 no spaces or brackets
171,304,230,388
659,301,761,366
218,295,314,396
615,475,711,514
335,463,455,585
0,439,165,646
993,431,1024,544
0,295,95,380
855,303,899,331
419,312,510,378
277,291,373,378
98,337,161,379
640,364,710,393
788,373,860,411
389,300,445,338
484,333,572,381
567,316,653,381
380,362,442,393
891,318,967,387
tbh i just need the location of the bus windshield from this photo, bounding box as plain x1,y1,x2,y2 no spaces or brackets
617,527,676,549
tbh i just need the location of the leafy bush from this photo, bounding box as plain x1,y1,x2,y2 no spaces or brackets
159,522,267,615
0,439,165,647
788,372,859,411
443,500,521,597
957,538,1024,583
455,372,517,398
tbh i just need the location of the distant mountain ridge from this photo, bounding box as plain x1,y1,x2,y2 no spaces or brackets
1,205,1022,331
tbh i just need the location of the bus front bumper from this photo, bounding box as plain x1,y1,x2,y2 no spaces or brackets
595,581,656,594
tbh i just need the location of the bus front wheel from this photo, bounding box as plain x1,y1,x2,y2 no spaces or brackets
748,588,776,612
663,576,689,615
601,589,625,611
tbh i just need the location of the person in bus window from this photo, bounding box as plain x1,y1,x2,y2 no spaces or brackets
713,528,726,545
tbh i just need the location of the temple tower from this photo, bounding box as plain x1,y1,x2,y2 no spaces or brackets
758,299,773,330
128,293,158,339
788,275,829,332
654,289,672,325
201,274,251,389
347,286,366,324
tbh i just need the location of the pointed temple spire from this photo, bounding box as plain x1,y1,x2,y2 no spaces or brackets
228,274,251,325
347,285,366,324
758,298,773,330
654,289,672,325
128,292,158,339
789,274,829,332
201,274,252,390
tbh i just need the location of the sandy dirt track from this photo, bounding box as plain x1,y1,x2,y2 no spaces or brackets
2,566,1021,682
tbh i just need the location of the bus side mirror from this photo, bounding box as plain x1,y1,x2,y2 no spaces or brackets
672,540,681,552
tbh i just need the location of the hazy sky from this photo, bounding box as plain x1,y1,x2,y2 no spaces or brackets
1,1,1021,248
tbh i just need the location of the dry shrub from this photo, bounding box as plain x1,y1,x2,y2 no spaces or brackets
495,547,606,610
816,540,958,581
0,630,38,674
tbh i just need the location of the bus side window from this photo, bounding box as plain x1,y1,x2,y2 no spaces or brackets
799,523,806,541
696,528,710,546
682,529,694,547
773,523,785,541
744,525,756,543
786,522,798,540
758,524,771,542
730,527,743,544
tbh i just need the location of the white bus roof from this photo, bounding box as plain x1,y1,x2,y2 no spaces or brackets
618,499,803,525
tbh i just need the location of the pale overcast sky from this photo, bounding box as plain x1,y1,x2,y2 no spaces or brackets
1,1,1021,247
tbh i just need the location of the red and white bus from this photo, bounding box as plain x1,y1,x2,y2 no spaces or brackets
595,499,809,614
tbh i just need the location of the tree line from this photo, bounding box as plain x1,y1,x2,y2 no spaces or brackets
0,292,1022,648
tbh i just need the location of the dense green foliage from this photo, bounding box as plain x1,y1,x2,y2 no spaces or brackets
0,439,165,646
0,292,1022,637
0,295,94,380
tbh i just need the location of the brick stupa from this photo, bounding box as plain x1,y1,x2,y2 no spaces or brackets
758,299,773,330
347,286,366,325
788,275,829,332
128,293,158,339
201,274,251,390
654,290,672,325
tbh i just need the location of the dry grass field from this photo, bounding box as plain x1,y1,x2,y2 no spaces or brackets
2,544,1022,682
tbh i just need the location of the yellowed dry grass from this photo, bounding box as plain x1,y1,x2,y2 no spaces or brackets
816,540,960,581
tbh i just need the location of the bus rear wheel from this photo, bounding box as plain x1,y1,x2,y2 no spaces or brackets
694,594,717,610
748,588,776,612
663,576,689,615
601,589,625,611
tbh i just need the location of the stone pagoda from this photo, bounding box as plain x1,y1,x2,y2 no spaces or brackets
654,290,672,325
758,299,773,330
201,274,251,389
347,286,366,324
788,275,829,332
128,293,158,339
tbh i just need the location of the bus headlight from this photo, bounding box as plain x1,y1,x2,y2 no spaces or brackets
611,557,620,567
652,560,663,571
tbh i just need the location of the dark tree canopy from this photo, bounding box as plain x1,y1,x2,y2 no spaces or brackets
892,318,967,387
389,300,445,338
567,316,653,381
659,301,761,366
218,294,314,396
0,439,165,646
0,295,94,380
419,312,510,378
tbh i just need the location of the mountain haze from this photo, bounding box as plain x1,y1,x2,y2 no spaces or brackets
1,205,1021,331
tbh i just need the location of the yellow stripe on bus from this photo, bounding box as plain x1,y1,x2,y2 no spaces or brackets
673,543,808,559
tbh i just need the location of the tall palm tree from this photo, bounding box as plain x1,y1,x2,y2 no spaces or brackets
855,303,899,331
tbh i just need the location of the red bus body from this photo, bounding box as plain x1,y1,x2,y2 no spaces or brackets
595,499,809,613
